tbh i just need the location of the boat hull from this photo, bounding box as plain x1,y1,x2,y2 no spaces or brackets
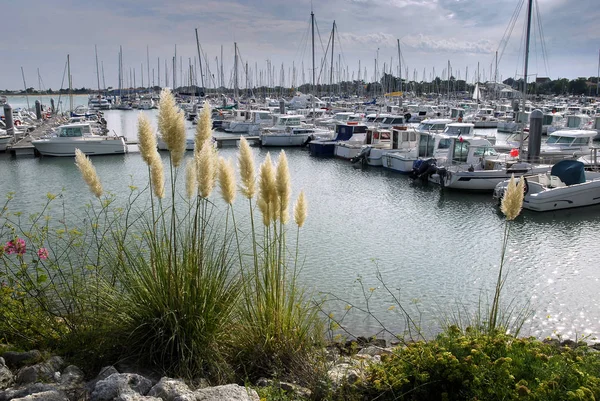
381,153,416,173
0,136,11,152
309,141,336,157
431,166,551,191
32,137,127,156
260,134,309,147
334,144,361,160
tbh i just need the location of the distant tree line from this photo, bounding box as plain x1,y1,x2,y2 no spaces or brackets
1,76,598,97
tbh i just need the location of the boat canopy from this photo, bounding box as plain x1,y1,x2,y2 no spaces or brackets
550,160,585,186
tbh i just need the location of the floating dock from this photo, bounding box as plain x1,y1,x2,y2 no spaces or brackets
7,115,68,157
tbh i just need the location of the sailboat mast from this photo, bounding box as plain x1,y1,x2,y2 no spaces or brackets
233,42,238,101
397,39,402,95
522,0,533,103
67,55,72,112
597,48,599,97
147,46,150,91
94,45,101,92
195,29,205,92
311,11,315,92
329,21,335,101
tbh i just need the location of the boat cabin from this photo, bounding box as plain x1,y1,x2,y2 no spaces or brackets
546,130,595,149
365,114,390,124
272,114,303,127
565,114,591,129
441,123,475,138
416,119,452,133
56,123,93,137
389,129,417,150
365,128,392,145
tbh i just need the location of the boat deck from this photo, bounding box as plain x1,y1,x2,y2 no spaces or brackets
7,115,68,157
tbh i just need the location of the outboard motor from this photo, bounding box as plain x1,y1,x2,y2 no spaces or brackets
350,146,371,166
301,135,314,148
410,158,437,182
436,167,447,188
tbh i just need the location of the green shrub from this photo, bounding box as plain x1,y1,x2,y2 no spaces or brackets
361,326,600,400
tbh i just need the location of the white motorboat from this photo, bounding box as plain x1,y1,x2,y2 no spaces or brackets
226,110,272,134
88,95,111,110
334,127,382,160
493,160,600,212
355,128,415,167
260,126,332,147
31,123,126,156
261,114,305,134
416,136,551,191
533,129,597,164
0,130,11,151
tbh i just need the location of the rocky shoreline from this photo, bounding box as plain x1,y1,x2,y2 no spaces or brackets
2,337,596,401
0,337,394,401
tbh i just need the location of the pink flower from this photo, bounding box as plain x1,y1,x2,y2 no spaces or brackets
5,238,26,256
37,248,49,260
5,241,16,255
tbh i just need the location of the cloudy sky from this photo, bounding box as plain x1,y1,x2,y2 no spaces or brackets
2,0,598,91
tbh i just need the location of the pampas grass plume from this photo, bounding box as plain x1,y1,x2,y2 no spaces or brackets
150,153,165,199
258,153,277,224
157,88,186,167
238,137,256,199
294,190,307,228
276,150,291,224
137,112,158,166
196,141,216,199
75,149,103,198
218,157,236,205
185,158,197,199
195,101,212,150
501,174,524,221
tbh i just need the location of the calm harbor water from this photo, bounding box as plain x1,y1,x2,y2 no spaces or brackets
2,97,600,341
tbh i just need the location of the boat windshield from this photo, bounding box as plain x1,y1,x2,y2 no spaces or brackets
58,125,90,137
417,123,434,131
444,126,472,137
280,118,301,126
546,135,575,145
335,114,350,122
473,146,499,157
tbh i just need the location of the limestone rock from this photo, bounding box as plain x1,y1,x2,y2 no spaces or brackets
0,383,55,401
0,364,13,390
16,356,65,385
2,351,42,369
91,373,153,401
181,384,259,401
328,363,362,386
148,377,193,401
115,394,162,401
97,366,119,382
357,346,393,357
11,390,68,401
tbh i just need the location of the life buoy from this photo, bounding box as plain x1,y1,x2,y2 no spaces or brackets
457,117,463,123
14,120,21,126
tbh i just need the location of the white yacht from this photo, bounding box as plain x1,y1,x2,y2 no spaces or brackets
494,160,600,212
360,128,418,167
535,129,597,163
0,129,11,151
422,136,551,191
32,123,126,156
260,126,332,147
88,95,111,111
226,110,273,134
335,127,391,161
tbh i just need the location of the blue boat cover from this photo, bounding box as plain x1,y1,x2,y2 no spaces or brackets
550,160,585,186
334,124,358,141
